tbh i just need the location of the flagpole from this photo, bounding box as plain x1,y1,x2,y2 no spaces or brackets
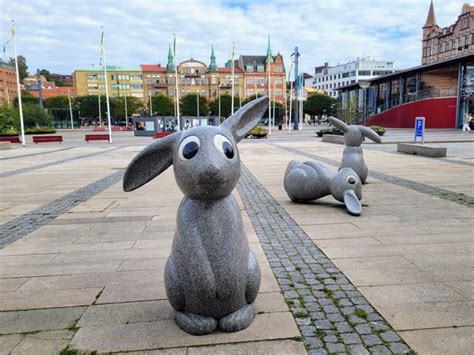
101,27,113,143
289,79,293,133
231,42,235,115
174,34,180,131
98,91,102,126
267,58,272,137
10,22,26,146
68,89,74,129
124,95,128,127
273,77,276,128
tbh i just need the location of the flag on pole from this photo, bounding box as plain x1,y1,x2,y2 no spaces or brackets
99,29,104,65
2,23,14,57
173,34,177,65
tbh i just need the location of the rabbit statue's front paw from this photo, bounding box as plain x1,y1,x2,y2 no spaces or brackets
218,303,256,332
176,312,218,335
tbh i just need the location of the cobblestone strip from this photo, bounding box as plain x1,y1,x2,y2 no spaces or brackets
238,164,412,355
0,147,75,161
0,170,124,247
0,146,124,179
271,143,474,208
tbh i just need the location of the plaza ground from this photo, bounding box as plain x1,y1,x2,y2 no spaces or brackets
0,127,472,354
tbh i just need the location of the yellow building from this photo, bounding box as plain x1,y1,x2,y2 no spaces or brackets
73,66,144,98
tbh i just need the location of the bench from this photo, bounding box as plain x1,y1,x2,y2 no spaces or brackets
154,132,174,139
32,135,63,144
0,136,21,144
397,143,447,158
85,134,110,142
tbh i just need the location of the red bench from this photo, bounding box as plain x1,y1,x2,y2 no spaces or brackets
154,132,174,139
0,136,21,143
85,134,110,142
32,135,63,144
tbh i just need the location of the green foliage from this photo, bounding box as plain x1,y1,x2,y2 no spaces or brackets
354,308,368,319
74,95,104,118
9,55,28,81
151,93,174,116
180,93,209,116
39,69,51,81
25,127,56,134
0,128,19,136
14,92,39,107
304,93,336,117
316,128,343,137
44,96,69,109
336,94,360,124
22,104,53,129
113,96,143,119
209,94,233,118
369,125,386,136
247,126,268,138
0,105,20,132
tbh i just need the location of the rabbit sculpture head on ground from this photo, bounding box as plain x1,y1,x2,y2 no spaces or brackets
328,117,382,184
123,96,268,335
284,160,363,216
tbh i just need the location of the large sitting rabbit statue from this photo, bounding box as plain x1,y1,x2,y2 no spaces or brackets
328,117,382,184
123,97,268,335
284,160,363,216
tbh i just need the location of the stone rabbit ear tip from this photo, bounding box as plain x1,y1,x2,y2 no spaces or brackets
359,126,382,143
328,117,349,133
221,96,268,142
123,133,178,192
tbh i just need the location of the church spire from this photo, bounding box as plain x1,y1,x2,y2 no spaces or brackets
209,45,217,72
167,44,175,72
266,35,273,64
424,0,437,28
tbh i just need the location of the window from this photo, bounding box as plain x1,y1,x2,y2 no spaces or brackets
168,89,175,96
467,34,472,46
211,77,217,84
130,75,142,80
342,72,350,78
460,37,466,47
246,78,254,84
350,71,356,77
168,77,175,84
246,64,254,72
358,70,371,76
257,64,264,72
87,74,97,80
131,84,143,89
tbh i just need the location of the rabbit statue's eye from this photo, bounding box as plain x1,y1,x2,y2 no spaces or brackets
178,136,200,160
213,134,234,159
347,175,357,185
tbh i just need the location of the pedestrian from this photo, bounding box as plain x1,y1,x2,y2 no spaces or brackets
462,112,472,133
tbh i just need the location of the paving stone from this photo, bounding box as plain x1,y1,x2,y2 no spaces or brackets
326,342,346,353
187,339,306,355
380,330,401,343
369,345,392,355
341,333,362,345
304,336,324,349
348,344,370,355
354,323,372,335
0,334,23,353
389,342,411,354
11,330,74,355
362,334,383,346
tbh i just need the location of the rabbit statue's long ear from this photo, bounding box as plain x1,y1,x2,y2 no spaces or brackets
123,133,179,192
221,96,268,142
359,126,382,143
328,117,349,133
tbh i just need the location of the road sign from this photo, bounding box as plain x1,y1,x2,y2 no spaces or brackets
414,117,425,144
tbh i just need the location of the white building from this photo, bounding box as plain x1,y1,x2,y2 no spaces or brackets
311,57,395,98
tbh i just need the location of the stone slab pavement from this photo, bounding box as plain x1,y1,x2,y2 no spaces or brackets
0,135,472,354
239,140,473,354
0,144,304,354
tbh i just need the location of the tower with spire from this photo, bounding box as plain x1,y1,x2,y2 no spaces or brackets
422,0,440,64
209,45,217,72
266,35,273,67
167,44,175,72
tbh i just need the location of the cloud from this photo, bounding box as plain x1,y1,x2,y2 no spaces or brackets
0,0,466,75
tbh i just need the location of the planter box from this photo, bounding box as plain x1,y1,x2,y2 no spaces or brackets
322,134,345,144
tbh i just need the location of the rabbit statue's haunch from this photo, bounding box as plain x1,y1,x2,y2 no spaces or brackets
123,97,268,335
284,160,363,216
328,117,382,184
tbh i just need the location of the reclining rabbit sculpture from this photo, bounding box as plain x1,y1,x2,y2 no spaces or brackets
123,97,268,335
328,117,382,184
284,160,363,216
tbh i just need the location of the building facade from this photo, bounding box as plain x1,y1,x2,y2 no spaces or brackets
73,66,144,98
422,1,474,65
0,63,17,106
311,57,395,98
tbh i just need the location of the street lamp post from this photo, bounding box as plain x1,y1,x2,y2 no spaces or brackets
359,81,371,126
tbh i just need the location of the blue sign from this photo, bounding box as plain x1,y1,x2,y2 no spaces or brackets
414,117,425,144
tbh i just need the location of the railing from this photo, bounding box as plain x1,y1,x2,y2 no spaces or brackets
372,87,457,115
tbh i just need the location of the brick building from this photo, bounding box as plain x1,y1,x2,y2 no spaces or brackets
422,1,474,65
0,63,17,106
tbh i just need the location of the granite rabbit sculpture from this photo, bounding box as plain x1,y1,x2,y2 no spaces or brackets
328,117,382,184
284,160,363,216
123,97,268,335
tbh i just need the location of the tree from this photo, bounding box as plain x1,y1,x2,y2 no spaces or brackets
112,96,144,119
180,93,209,116
151,93,174,116
44,96,69,109
9,55,28,82
209,94,233,118
22,104,52,128
303,93,336,118
14,91,38,106
74,95,102,118
0,105,20,132
39,69,51,81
